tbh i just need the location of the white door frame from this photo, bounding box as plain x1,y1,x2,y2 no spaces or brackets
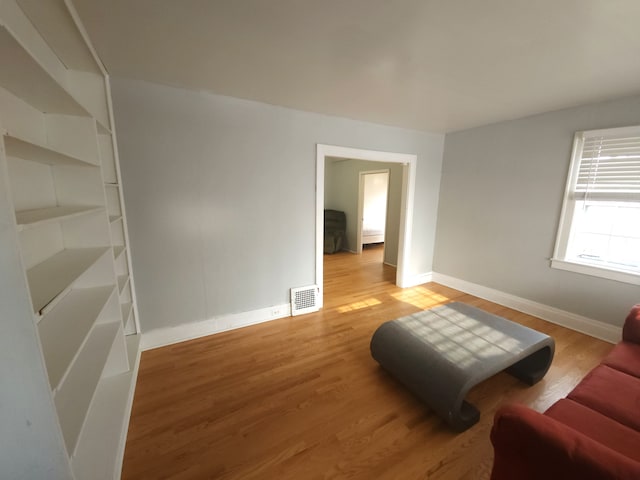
316,144,417,308
356,169,390,255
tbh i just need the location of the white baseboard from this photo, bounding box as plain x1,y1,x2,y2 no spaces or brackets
400,271,433,288
141,303,292,351
431,272,621,344
141,273,622,350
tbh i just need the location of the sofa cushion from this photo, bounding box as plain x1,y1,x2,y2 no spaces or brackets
623,304,640,344
603,341,640,378
546,398,640,462
568,365,640,431
490,404,640,480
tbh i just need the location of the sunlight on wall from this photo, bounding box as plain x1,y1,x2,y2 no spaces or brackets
391,286,450,310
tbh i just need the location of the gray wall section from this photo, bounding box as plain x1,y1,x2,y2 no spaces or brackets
111,77,444,332
434,95,640,328
324,159,402,265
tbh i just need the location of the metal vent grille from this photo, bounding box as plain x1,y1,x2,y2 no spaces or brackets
290,285,319,316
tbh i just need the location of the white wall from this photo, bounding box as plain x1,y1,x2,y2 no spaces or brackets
434,95,640,328
111,77,444,333
324,159,402,265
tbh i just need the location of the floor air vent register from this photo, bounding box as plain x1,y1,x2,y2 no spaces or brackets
290,285,320,316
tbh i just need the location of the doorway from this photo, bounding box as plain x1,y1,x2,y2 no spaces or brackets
357,169,390,254
316,144,417,308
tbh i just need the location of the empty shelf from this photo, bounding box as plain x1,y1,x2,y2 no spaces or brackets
54,321,120,455
120,302,132,325
117,275,129,294
26,247,110,314
39,286,116,391
4,134,99,167
70,368,131,479
71,334,140,480
0,26,89,117
15,0,102,74
96,120,111,135
113,245,126,260
15,205,103,231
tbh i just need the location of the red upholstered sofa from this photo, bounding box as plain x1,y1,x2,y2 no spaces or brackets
490,305,640,480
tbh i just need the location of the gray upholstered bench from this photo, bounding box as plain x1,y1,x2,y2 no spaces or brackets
370,302,555,431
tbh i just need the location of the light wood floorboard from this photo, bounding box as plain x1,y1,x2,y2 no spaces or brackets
122,245,613,479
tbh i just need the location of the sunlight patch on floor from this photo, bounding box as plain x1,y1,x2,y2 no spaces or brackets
391,286,450,309
336,298,382,313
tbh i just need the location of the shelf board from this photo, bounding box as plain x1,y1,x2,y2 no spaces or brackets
4,134,99,167
120,302,132,325
96,120,111,135
15,205,103,231
71,334,140,479
70,368,131,479
126,334,141,368
15,0,103,74
124,311,137,336
0,26,89,117
117,275,129,294
39,286,116,392
54,321,119,456
113,245,126,260
26,247,110,314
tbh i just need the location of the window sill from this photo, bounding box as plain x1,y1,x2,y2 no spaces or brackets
551,258,640,286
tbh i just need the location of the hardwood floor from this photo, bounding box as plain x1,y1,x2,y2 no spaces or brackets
122,246,613,479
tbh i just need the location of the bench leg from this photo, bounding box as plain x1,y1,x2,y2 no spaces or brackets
506,346,554,385
449,401,481,432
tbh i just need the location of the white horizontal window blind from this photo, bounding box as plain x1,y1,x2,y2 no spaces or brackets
552,125,640,285
575,133,640,201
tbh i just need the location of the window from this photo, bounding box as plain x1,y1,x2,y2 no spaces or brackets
552,125,640,285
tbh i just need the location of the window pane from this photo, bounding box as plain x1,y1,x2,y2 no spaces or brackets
611,206,640,237
609,237,640,268
568,201,640,271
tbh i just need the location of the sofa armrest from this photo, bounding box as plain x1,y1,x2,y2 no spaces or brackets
490,404,640,480
623,304,640,344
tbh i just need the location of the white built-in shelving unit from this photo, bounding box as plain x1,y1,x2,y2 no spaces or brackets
0,0,140,478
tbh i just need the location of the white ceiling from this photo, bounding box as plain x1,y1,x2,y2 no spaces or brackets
71,0,640,133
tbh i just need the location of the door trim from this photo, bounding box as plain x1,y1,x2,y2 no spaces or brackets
316,144,417,308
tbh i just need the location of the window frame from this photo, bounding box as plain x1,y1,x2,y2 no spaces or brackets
551,125,640,286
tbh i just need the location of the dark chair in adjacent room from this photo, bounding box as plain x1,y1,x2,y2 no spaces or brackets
324,209,346,254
